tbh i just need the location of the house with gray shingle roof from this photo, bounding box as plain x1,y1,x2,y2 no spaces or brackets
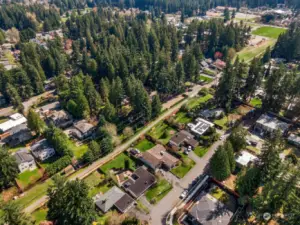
14,149,37,173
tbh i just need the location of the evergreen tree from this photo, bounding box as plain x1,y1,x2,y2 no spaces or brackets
236,167,261,197
224,141,235,172
100,137,113,154
27,109,46,135
210,146,231,181
84,76,102,116
102,100,116,122
6,84,24,111
228,125,247,152
244,58,263,100
175,61,185,93
47,176,96,225
262,46,271,63
0,149,18,190
151,94,162,118
224,8,230,22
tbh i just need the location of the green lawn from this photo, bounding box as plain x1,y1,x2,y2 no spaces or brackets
100,153,136,175
32,207,48,224
134,139,155,152
194,146,210,157
16,169,43,190
174,112,192,124
236,39,276,62
84,171,112,197
199,75,214,83
209,186,229,204
146,179,172,204
68,142,89,159
252,26,286,39
246,146,261,154
250,97,262,108
186,94,213,109
171,155,195,178
214,116,228,130
203,68,216,76
148,122,176,145
39,155,60,169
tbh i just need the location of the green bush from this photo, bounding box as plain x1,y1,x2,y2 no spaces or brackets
46,156,72,176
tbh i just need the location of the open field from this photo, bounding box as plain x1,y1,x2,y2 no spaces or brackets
236,39,276,62
252,26,286,39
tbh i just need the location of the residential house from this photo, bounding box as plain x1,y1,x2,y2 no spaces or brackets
31,139,56,161
139,144,179,171
70,120,96,140
200,108,225,120
48,110,73,129
254,114,290,136
95,186,135,213
169,130,198,151
187,118,214,136
235,151,258,167
0,113,27,133
288,134,300,148
1,124,33,147
37,101,61,118
123,167,156,199
213,59,226,70
200,60,209,68
14,149,37,173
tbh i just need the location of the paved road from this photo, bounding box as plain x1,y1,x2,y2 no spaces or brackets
149,133,229,225
23,85,204,213
0,90,55,117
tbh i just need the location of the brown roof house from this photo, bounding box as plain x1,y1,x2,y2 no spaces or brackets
169,130,198,151
139,144,179,171
122,167,156,199
95,186,135,213
48,110,73,129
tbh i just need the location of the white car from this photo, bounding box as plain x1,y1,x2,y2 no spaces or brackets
180,190,188,199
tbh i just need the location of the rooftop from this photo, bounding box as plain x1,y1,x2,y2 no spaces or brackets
123,167,156,198
169,130,198,147
140,144,179,169
256,114,289,133
190,118,214,136
235,151,258,167
0,113,27,133
14,149,34,165
73,120,95,134
288,134,300,145
39,101,60,113
95,186,125,213
188,193,233,225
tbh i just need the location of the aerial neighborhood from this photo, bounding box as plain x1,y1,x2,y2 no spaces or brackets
0,0,300,225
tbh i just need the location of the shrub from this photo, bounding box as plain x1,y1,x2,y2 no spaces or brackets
46,156,72,177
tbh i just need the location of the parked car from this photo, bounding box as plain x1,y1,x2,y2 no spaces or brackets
180,190,188,199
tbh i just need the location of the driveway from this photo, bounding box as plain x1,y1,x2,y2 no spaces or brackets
149,134,230,225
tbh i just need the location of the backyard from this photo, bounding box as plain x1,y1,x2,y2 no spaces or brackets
147,122,176,145
252,26,286,39
186,94,213,109
146,178,172,204
214,116,228,130
134,139,155,152
100,153,136,175
68,142,89,159
199,75,214,83
174,112,192,124
84,170,112,197
32,207,48,224
16,168,44,190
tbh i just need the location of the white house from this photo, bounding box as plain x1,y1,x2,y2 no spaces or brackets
254,114,290,136
0,113,27,133
188,118,214,136
14,149,37,173
31,139,56,161
235,151,258,167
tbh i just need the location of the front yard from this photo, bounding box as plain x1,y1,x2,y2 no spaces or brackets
194,146,210,158
171,155,195,178
146,178,172,204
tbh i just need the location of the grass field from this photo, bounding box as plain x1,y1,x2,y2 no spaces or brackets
134,139,155,152
68,142,89,159
84,171,112,197
148,122,176,145
146,179,172,204
32,207,48,224
171,155,195,178
100,153,136,174
236,39,276,62
199,75,214,83
16,169,43,190
186,94,213,109
174,112,192,124
194,146,210,157
250,98,262,108
214,116,229,130
252,26,286,39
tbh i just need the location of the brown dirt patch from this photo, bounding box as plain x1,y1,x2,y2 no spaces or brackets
228,114,242,122
237,104,254,116
223,174,237,191
1,186,19,202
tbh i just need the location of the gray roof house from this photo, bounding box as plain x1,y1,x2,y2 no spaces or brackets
254,114,290,135
14,149,37,173
70,120,96,140
48,110,73,128
169,130,199,150
37,101,61,117
31,139,56,161
2,124,33,147
95,186,135,213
